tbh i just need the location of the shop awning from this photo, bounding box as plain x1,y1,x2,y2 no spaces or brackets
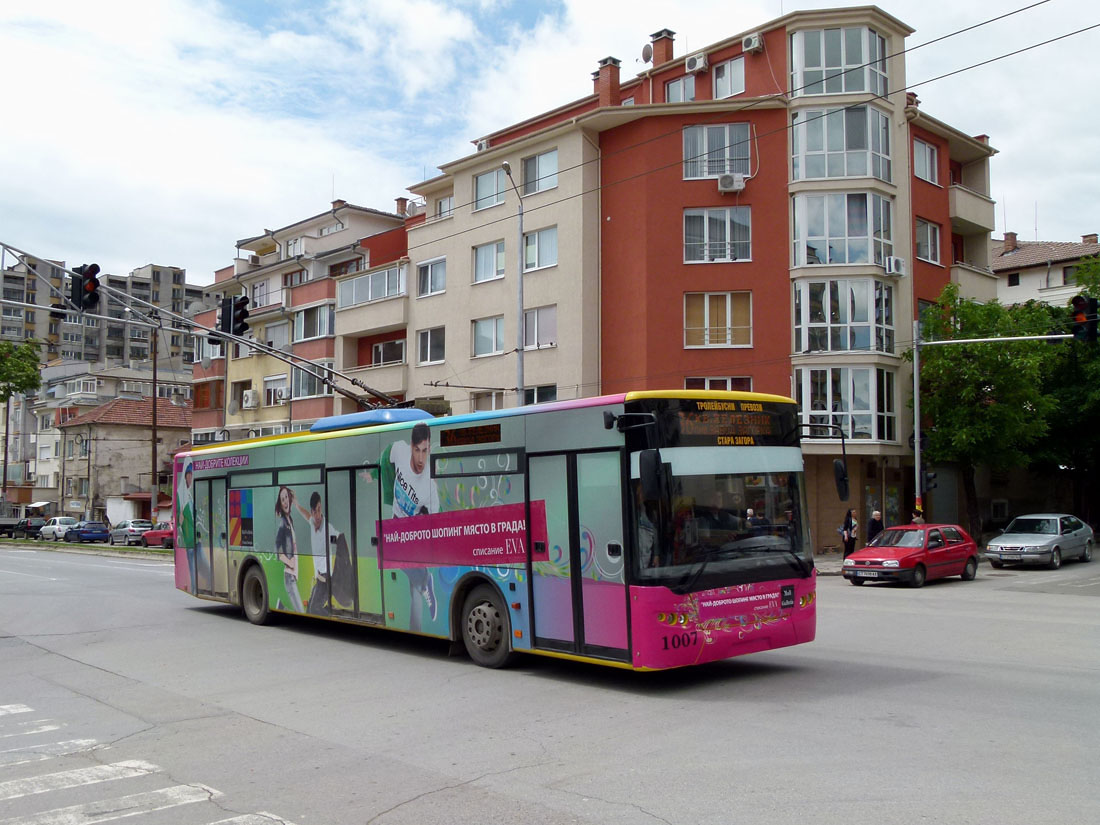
28,501,52,508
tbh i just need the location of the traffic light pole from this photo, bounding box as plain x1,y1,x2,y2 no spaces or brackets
911,326,1074,515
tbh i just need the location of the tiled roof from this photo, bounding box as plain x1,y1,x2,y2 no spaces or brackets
991,238,1100,272
59,397,193,429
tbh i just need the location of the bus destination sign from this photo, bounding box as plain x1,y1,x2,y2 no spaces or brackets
440,423,502,448
677,400,785,447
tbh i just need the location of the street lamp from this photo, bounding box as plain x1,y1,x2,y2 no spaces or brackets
501,161,525,407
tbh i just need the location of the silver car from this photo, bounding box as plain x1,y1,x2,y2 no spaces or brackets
109,519,154,546
985,513,1094,569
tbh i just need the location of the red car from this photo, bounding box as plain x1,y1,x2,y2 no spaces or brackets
842,523,980,588
140,521,174,548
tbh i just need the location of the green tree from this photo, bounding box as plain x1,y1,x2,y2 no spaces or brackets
1032,256,1100,523
913,284,1055,540
0,339,41,402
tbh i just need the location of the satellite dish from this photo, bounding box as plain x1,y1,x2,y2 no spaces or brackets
201,355,211,370
406,201,422,216
227,399,240,416
641,43,653,64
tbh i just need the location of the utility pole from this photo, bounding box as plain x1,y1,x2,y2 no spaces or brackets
150,318,158,523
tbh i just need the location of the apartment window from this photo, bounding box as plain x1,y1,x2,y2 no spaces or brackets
665,75,695,102
79,478,89,497
684,292,751,347
328,258,362,278
796,366,896,441
523,385,557,405
263,374,288,406
474,241,505,283
232,335,255,359
621,97,635,106
790,27,888,96
66,379,96,395
293,305,334,341
229,380,251,411
435,196,454,218
914,139,938,184
1062,266,1077,286
418,327,446,364
684,207,751,262
417,258,446,296
474,169,506,210
915,219,941,264
39,414,53,431
337,264,405,307
37,475,50,488
195,337,223,361
1007,273,1020,287
371,339,405,366
683,123,750,178
264,322,289,350
38,444,50,461
712,57,745,99
319,221,344,236
472,317,505,357
791,106,891,181
283,269,312,288
523,149,558,194
293,362,333,398
792,192,893,266
472,391,505,411
285,237,301,257
194,380,224,410
686,376,752,392
524,306,556,349
794,279,895,353
523,227,558,271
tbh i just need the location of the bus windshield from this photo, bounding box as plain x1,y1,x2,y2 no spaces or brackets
631,447,812,591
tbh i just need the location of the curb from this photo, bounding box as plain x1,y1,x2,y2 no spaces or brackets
1,540,170,562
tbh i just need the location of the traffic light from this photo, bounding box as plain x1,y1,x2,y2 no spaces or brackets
219,295,250,336
922,469,938,493
1070,295,1098,344
70,264,101,312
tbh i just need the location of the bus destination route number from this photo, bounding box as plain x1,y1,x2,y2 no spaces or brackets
678,401,779,446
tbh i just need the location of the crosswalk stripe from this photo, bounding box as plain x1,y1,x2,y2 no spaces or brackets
0,707,33,718
0,740,100,767
209,815,301,825
0,760,160,801
0,783,220,825
0,722,61,740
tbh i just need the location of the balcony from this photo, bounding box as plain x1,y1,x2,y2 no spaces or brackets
342,361,407,396
335,295,407,336
950,263,998,303
949,185,995,235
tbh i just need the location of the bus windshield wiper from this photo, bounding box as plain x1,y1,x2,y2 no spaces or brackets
720,543,813,577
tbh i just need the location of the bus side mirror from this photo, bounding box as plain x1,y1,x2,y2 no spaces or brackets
833,458,850,501
640,449,662,502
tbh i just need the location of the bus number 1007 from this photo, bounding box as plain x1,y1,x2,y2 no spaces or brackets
661,631,699,650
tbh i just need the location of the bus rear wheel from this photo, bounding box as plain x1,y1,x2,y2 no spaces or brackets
242,566,270,625
461,584,513,668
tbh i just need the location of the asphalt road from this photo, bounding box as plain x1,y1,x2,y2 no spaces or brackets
1,547,1097,825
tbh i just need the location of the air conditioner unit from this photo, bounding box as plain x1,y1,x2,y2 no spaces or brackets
248,254,260,266
475,139,490,152
684,53,708,73
274,387,289,404
742,33,764,53
241,390,259,409
717,172,746,193
885,256,907,276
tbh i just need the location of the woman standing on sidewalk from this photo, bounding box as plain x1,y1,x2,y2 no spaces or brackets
842,509,858,557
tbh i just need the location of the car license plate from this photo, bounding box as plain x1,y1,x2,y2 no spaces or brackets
1001,554,1021,560
856,571,879,577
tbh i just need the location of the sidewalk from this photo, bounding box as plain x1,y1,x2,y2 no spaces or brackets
814,551,845,576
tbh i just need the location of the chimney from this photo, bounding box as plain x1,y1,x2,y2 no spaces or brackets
650,29,676,66
1003,231,1018,252
1083,233,1098,245
395,197,409,217
331,199,347,210
596,56,621,107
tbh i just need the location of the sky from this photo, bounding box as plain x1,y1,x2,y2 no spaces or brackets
1,0,1096,288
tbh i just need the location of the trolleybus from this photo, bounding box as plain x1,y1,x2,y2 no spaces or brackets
173,390,834,670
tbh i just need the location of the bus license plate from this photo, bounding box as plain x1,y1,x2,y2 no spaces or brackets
856,571,878,577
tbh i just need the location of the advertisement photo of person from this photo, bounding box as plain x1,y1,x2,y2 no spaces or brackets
292,489,345,616
389,423,440,630
275,485,304,613
177,459,196,593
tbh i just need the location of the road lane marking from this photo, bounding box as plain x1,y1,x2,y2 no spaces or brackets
0,569,58,582
0,760,160,801
0,722,61,740
210,816,301,825
0,740,100,767
0,783,220,825
0,706,32,717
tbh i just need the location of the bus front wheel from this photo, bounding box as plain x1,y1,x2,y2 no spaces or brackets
242,566,270,625
461,584,513,668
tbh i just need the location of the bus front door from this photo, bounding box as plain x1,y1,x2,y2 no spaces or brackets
529,451,629,661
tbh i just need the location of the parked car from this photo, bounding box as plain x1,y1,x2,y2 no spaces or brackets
39,517,79,541
109,519,154,546
141,521,174,548
843,523,980,588
64,521,111,543
0,517,20,537
985,513,1093,570
10,517,46,539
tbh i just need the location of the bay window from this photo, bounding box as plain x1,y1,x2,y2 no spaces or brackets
792,192,893,266
793,278,894,353
684,207,751,262
790,27,888,97
796,366,896,441
683,123,751,178
791,105,891,181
